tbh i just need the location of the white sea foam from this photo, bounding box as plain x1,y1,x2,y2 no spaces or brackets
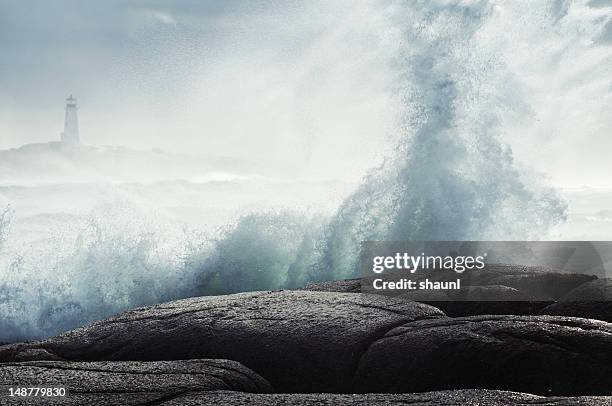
1,0,611,342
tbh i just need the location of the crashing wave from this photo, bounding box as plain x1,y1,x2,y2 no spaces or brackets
3,0,611,342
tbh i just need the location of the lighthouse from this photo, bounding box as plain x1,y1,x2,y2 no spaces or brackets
61,95,80,144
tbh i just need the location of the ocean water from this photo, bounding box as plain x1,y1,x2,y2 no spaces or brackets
1,0,611,342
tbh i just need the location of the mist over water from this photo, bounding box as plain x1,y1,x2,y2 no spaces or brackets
1,0,612,342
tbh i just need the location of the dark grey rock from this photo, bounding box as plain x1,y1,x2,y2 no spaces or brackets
302,280,552,318
0,359,272,392
0,291,444,393
541,278,612,322
425,300,551,317
447,285,532,301
408,285,552,317
369,264,587,291
353,315,612,396
0,392,161,405
560,278,612,301
302,265,597,299
3,389,611,405
302,266,596,316
152,389,612,405
487,273,597,300
0,359,272,405
301,278,362,293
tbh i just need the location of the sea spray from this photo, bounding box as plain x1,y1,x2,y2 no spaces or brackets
0,203,199,341
317,1,570,281
2,0,611,342
0,206,12,251
0,204,322,342
194,212,325,295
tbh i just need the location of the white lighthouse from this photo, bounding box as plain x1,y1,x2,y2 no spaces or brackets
61,95,80,144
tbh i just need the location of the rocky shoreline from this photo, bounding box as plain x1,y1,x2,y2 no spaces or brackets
0,265,610,405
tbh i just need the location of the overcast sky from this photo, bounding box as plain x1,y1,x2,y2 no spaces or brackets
0,0,398,180
0,0,611,186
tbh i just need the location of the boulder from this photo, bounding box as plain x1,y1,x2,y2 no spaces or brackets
487,273,597,301
302,266,596,315
0,359,272,405
353,315,612,396
166,390,612,406
301,278,361,293
0,291,444,393
405,285,552,317
2,388,610,405
303,276,561,316
541,278,612,322
302,265,597,299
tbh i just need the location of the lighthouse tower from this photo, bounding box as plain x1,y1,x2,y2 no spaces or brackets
61,95,80,144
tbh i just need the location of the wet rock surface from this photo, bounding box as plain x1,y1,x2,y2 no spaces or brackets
301,278,362,293
0,359,272,405
0,359,272,393
0,291,444,393
165,390,612,406
302,265,604,317
1,280,611,404
400,285,552,317
486,273,597,301
541,278,612,322
354,315,612,395
3,389,611,405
